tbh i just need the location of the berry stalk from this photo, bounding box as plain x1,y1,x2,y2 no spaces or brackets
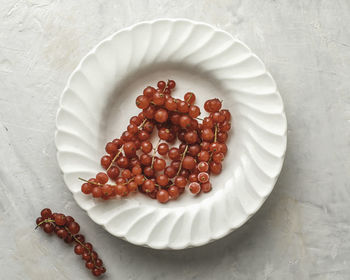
35,208,106,277
107,146,124,171
176,144,189,176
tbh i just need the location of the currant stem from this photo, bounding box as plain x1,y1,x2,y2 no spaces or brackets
214,124,218,143
123,177,135,185
107,146,124,171
186,93,193,104
138,118,147,130
78,177,103,186
161,81,169,94
177,144,189,176
65,226,104,270
35,218,55,229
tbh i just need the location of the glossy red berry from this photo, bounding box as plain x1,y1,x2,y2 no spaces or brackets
157,190,169,203
201,182,212,193
184,92,196,104
157,80,166,90
154,108,168,123
92,187,102,197
156,174,169,187
198,172,209,183
143,86,156,97
136,95,150,109
168,185,179,199
182,156,196,170
142,180,155,193
175,176,187,188
41,208,52,219
210,161,222,174
189,182,201,195
100,155,112,169
189,105,200,118
168,80,176,89
96,172,108,184
197,162,209,172
55,214,67,226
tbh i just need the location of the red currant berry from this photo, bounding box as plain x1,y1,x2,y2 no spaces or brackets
198,172,209,183
153,158,166,171
136,95,150,109
175,176,187,188
134,174,145,185
123,141,137,157
210,161,222,174
168,80,176,89
156,174,169,187
128,181,138,192
107,166,120,180
189,105,200,118
179,115,191,129
55,214,67,226
74,244,84,255
41,208,52,219
92,187,102,198
56,229,68,239
105,142,118,155
164,166,177,178
165,97,177,111
157,81,166,90
182,156,196,170
189,173,198,182
143,105,156,119
201,182,212,193
198,150,210,162
157,189,170,203
153,91,165,106
157,143,169,155
184,92,196,105
142,179,155,193
177,100,189,113
154,108,168,123
140,153,152,166
143,166,155,178
143,86,156,98
198,162,209,172
96,172,108,184
184,131,198,144
168,185,179,199
43,223,54,233
189,182,201,195
213,152,224,163
201,128,214,142
68,221,80,234
117,156,129,168
116,184,128,196
101,155,112,169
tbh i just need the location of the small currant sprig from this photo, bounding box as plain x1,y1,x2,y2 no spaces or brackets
35,208,106,277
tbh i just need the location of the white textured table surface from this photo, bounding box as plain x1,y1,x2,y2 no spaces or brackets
1,1,350,279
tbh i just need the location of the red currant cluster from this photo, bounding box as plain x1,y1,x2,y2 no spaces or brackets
36,208,106,277
80,80,231,203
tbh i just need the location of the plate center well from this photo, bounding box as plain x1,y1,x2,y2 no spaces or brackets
98,63,239,208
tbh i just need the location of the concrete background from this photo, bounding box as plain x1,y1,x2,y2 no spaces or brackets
1,0,349,279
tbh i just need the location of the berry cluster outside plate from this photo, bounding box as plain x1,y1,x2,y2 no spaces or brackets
36,208,106,277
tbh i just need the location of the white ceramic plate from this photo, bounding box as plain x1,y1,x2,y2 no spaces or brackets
55,19,287,250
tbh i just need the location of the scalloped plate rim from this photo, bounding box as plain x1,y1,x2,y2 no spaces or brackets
55,18,287,250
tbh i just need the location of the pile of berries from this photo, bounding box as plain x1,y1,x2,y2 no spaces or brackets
36,208,106,277
80,80,231,203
